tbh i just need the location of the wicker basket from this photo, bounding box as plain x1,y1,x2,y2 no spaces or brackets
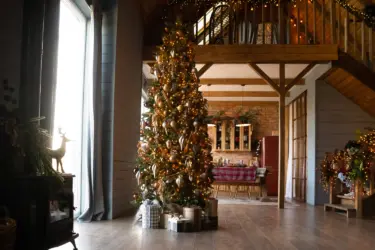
0,218,16,250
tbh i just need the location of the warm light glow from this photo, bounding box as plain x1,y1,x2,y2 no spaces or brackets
236,124,251,127
207,124,216,127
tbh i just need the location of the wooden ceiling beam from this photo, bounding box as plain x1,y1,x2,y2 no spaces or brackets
197,63,213,78
199,78,305,85
143,45,338,63
285,63,316,91
202,91,290,97
248,63,280,93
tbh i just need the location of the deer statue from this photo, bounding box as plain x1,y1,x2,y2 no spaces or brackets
48,131,71,173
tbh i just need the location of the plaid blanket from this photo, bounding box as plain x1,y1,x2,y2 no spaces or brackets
212,167,257,182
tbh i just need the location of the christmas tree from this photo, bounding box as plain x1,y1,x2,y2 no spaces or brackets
134,21,214,209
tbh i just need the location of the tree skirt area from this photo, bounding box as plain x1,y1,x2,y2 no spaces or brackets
217,195,299,207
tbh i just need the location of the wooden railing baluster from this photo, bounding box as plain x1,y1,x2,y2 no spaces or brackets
361,21,365,62
337,2,341,47
353,15,357,57
305,0,308,44
313,0,316,44
253,6,256,44
270,3,273,44
203,4,206,45
287,2,292,44
370,27,373,70
262,1,265,44
245,2,249,44
330,0,336,44
345,10,349,53
229,7,233,44
297,2,300,44
322,0,326,44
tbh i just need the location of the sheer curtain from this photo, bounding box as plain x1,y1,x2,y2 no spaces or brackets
78,0,105,222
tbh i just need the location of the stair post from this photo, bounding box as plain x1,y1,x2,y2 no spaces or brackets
354,179,363,218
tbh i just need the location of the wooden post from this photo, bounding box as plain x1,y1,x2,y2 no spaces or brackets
278,63,286,209
355,179,363,218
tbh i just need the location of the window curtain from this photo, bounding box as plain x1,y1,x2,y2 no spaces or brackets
78,0,105,222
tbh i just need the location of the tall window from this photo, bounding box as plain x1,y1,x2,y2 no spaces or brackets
291,91,307,202
54,0,88,216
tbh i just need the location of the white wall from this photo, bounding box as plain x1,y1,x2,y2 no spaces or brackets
286,63,331,205
315,81,375,204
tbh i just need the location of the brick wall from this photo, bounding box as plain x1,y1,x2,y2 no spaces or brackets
208,102,279,140
208,102,277,165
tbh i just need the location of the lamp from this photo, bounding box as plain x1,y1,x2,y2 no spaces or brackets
236,84,251,127
206,84,216,127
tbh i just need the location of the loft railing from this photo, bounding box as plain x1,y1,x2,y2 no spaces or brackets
190,0,374,71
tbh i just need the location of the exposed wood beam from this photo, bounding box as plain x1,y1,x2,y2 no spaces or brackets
199,78,305,86
278,63,286,210
208,101,279,106
248,63,280,93
197,63,213,78
143,45,339,63
285,63,316,91
202,91,290,98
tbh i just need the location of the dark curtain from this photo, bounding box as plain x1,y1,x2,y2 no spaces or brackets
19,0,60,134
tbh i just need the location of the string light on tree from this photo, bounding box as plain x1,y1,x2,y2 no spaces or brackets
134,20,214,208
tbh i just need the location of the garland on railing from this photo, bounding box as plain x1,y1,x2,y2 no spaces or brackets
168,0,375,27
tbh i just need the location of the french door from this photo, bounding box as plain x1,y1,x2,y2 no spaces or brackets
291,91,307,201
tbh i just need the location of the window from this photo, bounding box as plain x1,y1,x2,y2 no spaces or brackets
53,0,89,217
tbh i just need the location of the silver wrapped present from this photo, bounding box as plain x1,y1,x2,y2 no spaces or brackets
142,200,161,229
168,217,194,232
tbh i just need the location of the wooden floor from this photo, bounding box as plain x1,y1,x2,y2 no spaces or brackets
54,204,375,250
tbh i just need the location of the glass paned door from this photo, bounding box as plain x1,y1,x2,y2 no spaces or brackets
54,0,87,216
291,92,307,201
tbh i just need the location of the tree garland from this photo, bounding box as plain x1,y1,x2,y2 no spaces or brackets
168,0,375,27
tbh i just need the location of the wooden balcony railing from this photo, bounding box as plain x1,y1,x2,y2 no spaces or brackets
190,0,374,71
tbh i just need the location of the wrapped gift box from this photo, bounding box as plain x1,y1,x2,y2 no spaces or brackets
201,216,218,230
205,198,218,217
168,217,194,232
183,206,202,232
159,213,172,229
142,200,161,229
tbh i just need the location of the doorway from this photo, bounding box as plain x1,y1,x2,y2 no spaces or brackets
291,91,307,201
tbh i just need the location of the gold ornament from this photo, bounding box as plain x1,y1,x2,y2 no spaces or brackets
170,120,177,129
166,140,172,149
163,84,171,92
154,93,160,103
177,105,183,112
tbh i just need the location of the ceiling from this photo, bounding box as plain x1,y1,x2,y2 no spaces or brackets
143,63,314,103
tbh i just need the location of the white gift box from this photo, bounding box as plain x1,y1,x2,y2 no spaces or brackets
168,217,193,232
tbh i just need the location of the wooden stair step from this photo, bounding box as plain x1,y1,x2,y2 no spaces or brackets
324,203,356,218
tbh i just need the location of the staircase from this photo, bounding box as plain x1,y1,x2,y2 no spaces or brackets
190,0,375,117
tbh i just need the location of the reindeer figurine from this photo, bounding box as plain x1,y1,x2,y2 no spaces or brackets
48,131,71,173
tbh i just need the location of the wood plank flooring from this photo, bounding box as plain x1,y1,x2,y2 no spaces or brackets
54,204,375,250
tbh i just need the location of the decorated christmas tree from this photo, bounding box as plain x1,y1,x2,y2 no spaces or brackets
134,21,214,209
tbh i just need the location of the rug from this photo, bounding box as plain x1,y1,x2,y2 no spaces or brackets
218,197,299,207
